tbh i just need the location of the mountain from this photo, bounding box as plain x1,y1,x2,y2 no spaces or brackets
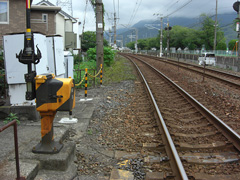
110,12,238,47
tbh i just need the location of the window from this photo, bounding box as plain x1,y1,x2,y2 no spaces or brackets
0,1,9,24
42,14,48,23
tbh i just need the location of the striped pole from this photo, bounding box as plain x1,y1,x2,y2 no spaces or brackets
100,64,103,85
25,0,32,56
85,68,88,97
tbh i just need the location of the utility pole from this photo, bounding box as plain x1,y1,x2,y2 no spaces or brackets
167,18,170,55
213,0,218,52
233,1,240,56
96,0,104,71
109,28,112,46
238,3,240,57
114,12,117,47
134,28,138,53
160,17,163,57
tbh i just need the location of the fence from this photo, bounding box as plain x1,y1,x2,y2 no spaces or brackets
138,50,240,72
139,50,238,57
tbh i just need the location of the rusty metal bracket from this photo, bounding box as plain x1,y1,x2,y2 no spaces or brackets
0,120,26,180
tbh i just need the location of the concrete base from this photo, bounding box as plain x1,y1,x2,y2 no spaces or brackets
59,117,78,124
35,163,77,180
79,98,93,102
0,105,40,121
0,160,39,180
0,88,101,179
20,141,76,171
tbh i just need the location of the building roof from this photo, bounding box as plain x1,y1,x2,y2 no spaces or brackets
35,0,77,23
31,5,61,12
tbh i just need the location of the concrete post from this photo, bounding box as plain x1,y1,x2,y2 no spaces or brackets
96,0,104,71
213,0,218,52
160,17,163,57
238,3,240,57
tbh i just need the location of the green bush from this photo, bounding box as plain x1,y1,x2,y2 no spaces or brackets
73,54,82,65
86,47,116,67
74,60,97,88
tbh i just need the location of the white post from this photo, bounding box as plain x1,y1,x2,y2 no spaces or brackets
160,17,163,57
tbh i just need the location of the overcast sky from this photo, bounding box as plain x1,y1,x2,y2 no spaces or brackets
33,0,238,33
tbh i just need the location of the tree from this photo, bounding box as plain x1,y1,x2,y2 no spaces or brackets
199,14,225,50
199,14,215,50
137,39,148,50
228,39,238,51
126,41,135,50
82,31,97,51
81,31,108,51
147,38,158,50
160,26,202,50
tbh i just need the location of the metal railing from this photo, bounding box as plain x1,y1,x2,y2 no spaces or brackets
0,120,26,180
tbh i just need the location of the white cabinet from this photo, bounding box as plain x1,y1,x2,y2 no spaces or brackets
3,33,49,84
64,51,74,79
3,33,49,105
46,36,65,77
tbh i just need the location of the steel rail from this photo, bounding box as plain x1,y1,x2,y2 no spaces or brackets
140,54,240,79
124,55,189,180
137,54,240,89
127,54,240,152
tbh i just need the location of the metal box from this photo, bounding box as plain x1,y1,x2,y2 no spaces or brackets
46,36,65,77
64,51,74,79
3,33,49,84
3,33,49,105
65,32,77,49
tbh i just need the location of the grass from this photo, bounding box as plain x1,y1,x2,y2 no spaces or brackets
74,60,97,88
103,54,136,85
74,54,136,87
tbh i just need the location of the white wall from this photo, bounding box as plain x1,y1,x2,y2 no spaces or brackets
73,21,80,49
65,19,73,32
56,13,65,48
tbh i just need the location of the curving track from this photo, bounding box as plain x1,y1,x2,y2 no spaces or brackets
136,54,240,89
121,53,240,180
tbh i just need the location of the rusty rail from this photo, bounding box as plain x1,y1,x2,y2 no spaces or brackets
0,120,26,180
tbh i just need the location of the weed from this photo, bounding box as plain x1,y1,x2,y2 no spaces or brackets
4,113,20,124
87,128,93,135
103,55,136,84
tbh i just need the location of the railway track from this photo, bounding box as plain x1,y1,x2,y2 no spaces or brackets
121,53,240,179
135,54,240,89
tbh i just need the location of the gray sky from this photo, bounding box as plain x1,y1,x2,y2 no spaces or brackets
33,0,238,32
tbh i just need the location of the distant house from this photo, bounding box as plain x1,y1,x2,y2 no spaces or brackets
36,0,78,50
0,0,26,46
0,0,79,50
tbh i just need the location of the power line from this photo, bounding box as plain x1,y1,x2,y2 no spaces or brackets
118,0,120,23
166,0,180,12
127,0,139,26
113,0,116,13
220,23,234,28
166,0,193,18
127,0,142,26
82,0,89,37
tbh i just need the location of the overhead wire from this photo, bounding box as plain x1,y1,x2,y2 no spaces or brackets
127,0,139,26
82,0,89,38
118,0,120,24
166,0,180,12
127,0,142,26
113,0,116,14
166,0,193,18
